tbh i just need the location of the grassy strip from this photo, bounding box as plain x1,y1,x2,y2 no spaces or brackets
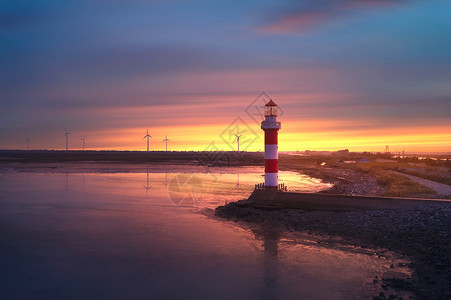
376,172,437,198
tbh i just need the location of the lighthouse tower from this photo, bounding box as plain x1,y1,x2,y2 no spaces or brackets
261,100,281,189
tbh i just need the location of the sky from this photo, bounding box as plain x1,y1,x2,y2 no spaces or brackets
1,0,450,153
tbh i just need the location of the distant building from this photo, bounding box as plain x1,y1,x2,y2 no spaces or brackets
335,149,350,155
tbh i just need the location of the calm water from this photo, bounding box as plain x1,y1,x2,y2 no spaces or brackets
0,164,408,299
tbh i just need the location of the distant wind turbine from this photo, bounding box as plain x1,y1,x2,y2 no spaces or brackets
80,136,85,151
143,128,152,152
235,134,243,152
64,128,71,152
26,137,31,151
162,134,170,152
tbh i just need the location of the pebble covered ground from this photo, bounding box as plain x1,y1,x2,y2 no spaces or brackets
291,166,386,196
216,203,451,299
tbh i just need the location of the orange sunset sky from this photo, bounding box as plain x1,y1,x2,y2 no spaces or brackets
1,1,450,153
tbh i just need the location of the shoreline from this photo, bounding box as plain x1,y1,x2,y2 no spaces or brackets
215,202,451,299
2,151,448,199
1,159,444,199
282,164,386,196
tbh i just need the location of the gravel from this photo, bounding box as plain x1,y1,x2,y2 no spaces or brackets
295,166,386,196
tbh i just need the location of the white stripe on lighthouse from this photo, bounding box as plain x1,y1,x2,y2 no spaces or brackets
264,144,278,159
265,173,278,187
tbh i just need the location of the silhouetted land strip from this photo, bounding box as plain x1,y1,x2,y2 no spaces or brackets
0,150,264,165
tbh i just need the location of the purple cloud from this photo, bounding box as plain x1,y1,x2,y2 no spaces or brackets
260,0,406,33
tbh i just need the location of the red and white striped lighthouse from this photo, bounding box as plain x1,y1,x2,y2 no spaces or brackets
261,100,281,189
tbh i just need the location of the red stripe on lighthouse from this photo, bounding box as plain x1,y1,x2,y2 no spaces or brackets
265,159,278,173
265,130,278,144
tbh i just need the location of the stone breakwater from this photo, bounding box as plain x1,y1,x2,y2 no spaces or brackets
216,203,451,299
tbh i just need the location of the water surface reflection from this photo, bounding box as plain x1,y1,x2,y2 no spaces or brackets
0,164,408,299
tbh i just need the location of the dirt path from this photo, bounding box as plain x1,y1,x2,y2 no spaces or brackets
393,171,451,197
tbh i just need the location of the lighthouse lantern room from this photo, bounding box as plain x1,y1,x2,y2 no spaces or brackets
261,99,281,189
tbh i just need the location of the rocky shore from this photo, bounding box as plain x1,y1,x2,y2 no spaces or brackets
281,164,386,196
216,202,451,299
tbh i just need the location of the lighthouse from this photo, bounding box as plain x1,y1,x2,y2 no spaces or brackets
261,99,281,189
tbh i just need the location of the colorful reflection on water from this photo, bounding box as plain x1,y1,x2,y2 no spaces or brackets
0,164,410,299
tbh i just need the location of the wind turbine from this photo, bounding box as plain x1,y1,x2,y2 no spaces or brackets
80,136,85,151
26,137,31,151
143,128,152,152
162,134,170,152
235,134,243,152
64,128,71,152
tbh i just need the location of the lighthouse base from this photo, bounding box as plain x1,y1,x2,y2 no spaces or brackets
254,182,288,191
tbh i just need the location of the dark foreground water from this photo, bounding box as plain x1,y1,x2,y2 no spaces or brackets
0,164,409,299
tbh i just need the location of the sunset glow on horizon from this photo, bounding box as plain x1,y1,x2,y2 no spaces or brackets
1,1,450,153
